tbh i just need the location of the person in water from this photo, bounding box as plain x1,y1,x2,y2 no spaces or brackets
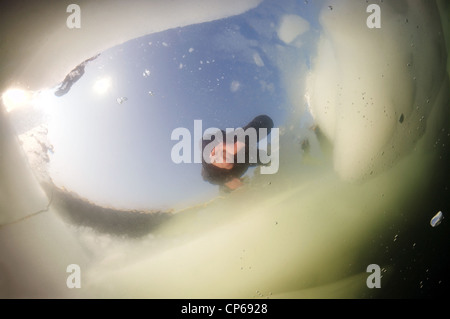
201,114,274,191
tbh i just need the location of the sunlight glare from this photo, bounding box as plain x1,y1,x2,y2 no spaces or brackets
33,89,57,111
1,88,32,113
93,77,112,95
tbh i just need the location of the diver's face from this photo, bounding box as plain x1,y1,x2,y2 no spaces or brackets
212,161,234,169
210,143,234,170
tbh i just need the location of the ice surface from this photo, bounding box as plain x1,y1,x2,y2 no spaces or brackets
306,0,448,181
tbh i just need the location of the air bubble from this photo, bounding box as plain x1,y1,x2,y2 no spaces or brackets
143,69,151,77
117,97,128,104
430,211,444,227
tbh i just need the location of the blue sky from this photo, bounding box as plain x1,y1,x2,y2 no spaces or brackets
29,0,322,210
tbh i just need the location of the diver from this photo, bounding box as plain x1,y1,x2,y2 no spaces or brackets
201,114,274,191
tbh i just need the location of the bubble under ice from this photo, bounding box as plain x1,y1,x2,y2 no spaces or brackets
80,1,449,298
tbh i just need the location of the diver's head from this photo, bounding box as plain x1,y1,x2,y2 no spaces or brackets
209,142,235,170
